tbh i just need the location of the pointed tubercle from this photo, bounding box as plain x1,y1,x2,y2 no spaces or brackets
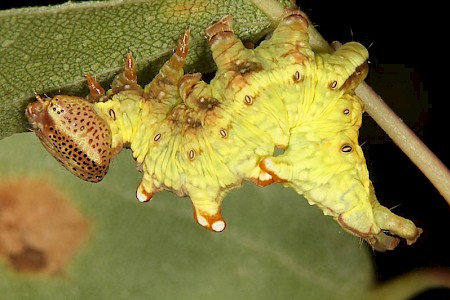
124,52,137,82
205,15,233,45
168,28,191,70
85,74,106,103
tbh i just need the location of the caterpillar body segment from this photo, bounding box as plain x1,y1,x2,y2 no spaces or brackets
26,9,421,250
256,13,421,249
96,27,277,231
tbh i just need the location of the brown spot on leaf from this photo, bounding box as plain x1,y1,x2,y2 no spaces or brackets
9,246,47,273
0,178,90,276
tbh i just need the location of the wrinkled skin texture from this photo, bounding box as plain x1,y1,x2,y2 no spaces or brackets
26,9,421,251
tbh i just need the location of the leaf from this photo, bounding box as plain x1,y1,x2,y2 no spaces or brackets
0,132,374,300
0,0,293,140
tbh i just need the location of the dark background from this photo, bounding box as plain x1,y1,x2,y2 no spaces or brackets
1,1,445,299
301,2,446,299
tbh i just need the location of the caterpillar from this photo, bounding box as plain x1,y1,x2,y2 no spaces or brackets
26,9,421,251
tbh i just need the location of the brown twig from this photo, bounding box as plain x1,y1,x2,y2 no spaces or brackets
368,268,450,300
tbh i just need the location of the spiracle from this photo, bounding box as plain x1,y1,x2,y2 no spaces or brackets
26,9,421,251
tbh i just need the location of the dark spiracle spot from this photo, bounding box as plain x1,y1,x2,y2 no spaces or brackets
341,144,353,153
188,149,196,160
293,71,302,82
220,129,227,138
109,109,116,120
244,95,253,105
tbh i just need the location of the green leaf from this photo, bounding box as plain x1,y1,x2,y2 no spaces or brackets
0,0,293,140
0,132,374,300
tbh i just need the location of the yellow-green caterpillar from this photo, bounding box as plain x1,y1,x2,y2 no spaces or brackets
26,9,421,251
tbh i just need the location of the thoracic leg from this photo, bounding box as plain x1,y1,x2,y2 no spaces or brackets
190,187,227,232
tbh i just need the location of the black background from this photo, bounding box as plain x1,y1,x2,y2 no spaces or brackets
300,2,447,299
1,1,445,299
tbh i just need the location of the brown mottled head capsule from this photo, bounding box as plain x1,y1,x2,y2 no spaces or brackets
26,95,112,182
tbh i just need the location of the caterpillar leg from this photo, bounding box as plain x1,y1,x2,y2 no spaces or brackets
137,170,226,232
136,173,156,203
189,187,227,232
194,209,226,232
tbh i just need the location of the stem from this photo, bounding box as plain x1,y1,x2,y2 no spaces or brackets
357,83,450,204
251,0,287,28
368,268,450,300
307,26,450,206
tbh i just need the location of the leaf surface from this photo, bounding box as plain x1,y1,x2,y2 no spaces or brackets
0,0,291,139
0,132,374,300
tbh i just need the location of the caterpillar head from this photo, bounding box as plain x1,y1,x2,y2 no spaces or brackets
26,95,112,182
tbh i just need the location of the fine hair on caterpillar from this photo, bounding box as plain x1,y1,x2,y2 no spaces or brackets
26,9,421,251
